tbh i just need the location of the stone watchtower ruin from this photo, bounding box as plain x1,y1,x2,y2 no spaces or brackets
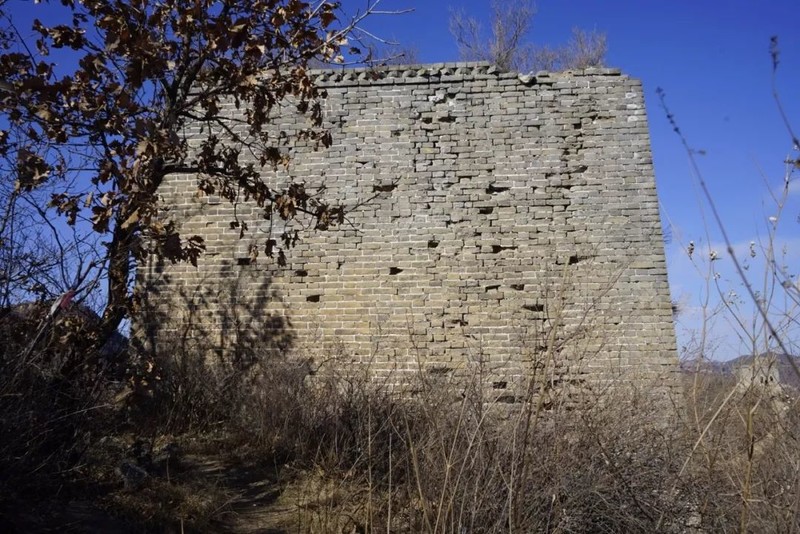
139,62,678,402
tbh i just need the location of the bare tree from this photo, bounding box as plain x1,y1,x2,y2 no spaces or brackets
0,126,100,309
449,0,607,73
371,43,419,66
0,0,388,350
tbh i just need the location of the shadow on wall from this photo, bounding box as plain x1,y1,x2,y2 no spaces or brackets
133,259,297,427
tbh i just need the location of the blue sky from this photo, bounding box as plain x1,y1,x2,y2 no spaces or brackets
6,1,799,358
345,0,800,359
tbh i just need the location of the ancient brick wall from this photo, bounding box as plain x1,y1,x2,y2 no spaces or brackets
139,62,678,400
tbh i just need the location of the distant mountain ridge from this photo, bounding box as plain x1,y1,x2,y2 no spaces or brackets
681,352,800,390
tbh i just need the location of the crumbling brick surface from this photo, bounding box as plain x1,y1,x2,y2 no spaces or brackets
138,63,678,399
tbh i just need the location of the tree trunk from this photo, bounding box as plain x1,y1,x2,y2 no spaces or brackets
94,215,133,352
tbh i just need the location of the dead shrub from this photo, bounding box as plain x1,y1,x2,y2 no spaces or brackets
0,303,125,500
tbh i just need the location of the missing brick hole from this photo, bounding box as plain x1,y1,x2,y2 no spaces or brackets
389,267,403,275
568,255,585,265
373,183,397,193
492,381,508,390
306,294,321,303
496,394,518,404
295,269,308,277
450,319,468,326
511,284,525,291
437,114,455,123
428,366,451,375
523,304,544,312
236,258,252,266
486,184,510,194
485,284,501,292
427,240,439,248
491,245,518,254
479,207,494,214
421,116,432,124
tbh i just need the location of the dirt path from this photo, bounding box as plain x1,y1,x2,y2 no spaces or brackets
186,453,296,533
1,450,305,533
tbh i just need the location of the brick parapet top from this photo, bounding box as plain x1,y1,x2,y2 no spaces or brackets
310,61,627,87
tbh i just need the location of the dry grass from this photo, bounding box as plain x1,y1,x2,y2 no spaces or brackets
2,322,800,532
134,341,799,533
